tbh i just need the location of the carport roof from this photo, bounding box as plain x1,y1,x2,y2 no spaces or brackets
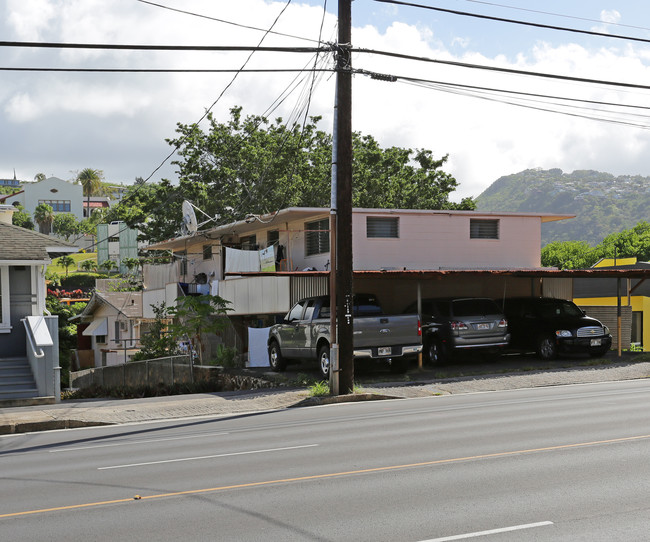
227,268,650,280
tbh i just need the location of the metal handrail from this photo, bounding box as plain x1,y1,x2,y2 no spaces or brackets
22,318,45,358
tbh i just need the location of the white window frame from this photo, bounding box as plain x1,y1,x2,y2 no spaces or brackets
0,267,10,333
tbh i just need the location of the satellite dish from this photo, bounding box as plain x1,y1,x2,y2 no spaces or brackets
180,200,219,235
182,200,198,234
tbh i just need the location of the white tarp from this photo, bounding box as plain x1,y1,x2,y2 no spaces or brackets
247,327,271,367
225,247,260,273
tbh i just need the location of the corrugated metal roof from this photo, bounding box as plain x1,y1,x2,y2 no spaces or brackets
227,268,650,280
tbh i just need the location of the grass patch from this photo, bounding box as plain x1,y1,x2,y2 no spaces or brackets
308,381,330,397
50,253,97,275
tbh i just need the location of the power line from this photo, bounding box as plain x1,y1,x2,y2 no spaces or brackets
461,0,650,33
373,0,650,45
137,0,320,44
0,67,333,73
356,68,650,128
0,41,329,52
355,47,650,91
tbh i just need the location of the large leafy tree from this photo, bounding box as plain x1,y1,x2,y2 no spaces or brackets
541,221,650,269
114,106,474,242
12,204,34,230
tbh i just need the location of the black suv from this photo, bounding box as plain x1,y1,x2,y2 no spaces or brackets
500,297,612,360
403,297,510,364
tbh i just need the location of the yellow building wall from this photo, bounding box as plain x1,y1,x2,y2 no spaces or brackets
574,295,650,351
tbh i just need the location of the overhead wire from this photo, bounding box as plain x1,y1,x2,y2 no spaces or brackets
373,0,650,45
86,0,308,253
460,0,650,33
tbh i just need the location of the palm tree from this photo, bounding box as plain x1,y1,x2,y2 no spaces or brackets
57,255,75,278
33,203,55,235
34,173,46,182
80,259,97,273
76,168,103,219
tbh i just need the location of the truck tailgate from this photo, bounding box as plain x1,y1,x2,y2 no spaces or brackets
353,314,420,347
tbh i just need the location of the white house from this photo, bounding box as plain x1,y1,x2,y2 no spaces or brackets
71,290,143,367
7,176,84,224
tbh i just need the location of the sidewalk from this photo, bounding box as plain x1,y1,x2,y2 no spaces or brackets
2,355,649,435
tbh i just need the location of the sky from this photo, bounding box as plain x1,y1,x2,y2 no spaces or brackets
1,0,650,203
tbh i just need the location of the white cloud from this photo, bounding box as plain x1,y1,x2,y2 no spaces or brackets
1,0,650,201
600,9,622,24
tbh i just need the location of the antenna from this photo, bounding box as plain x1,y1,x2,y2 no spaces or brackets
181,200,219,235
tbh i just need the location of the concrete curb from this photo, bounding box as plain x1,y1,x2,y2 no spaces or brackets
291,392,401,408
0,419,113,435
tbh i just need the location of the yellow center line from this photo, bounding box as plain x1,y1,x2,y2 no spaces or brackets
3,433,650,519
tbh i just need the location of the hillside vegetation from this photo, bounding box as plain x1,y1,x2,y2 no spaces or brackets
476,168,650,246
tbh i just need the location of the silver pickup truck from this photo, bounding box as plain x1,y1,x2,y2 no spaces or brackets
267,294,422,379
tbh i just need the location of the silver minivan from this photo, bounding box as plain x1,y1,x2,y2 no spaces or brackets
404,297,510,364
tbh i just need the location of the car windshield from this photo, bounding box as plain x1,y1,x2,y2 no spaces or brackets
452,299,500,317
538,300,584,318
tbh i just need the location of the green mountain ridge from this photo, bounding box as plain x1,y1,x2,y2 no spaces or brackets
475,168,650,246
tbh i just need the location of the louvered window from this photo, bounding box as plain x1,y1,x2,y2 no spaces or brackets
470,219,499,239
305,219,329,256
367,217,399,238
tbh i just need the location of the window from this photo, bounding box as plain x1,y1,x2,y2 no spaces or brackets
203,244,213,260
0,267,9,332
240,235,257,251
39,199,71,212
95,335,107,344
267,230,279,246
305,219,329,256
287,300,306,321
470,219,499,239
367,217,399,238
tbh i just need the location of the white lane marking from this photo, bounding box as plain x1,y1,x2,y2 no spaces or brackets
98,444,319,470
419,521,554,541
49,432,229,453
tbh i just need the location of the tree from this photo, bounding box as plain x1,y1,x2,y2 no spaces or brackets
80,259,97,273
52,213,81,241
114,106,473,243
131,302,180,361
57,255,75,278
11,204,34,230
121,257,140,276
100,259,117,274
168,294,232,364
33,203,55,235
540,221,650,269
34,173,46,182
76,168,103,219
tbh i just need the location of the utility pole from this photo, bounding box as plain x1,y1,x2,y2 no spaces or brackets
336,0,354,394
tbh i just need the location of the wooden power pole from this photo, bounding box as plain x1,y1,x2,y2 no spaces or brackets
335,0,354,394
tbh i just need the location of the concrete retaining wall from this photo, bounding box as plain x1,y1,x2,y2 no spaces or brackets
70,356,277,392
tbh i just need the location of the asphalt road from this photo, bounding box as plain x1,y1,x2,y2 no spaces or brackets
3,379,650,541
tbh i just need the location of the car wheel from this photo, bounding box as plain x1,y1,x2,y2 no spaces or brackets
268,341,287,372
318,344,330,380
537,335,558,360
389,357,409,374
425,337,447,365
